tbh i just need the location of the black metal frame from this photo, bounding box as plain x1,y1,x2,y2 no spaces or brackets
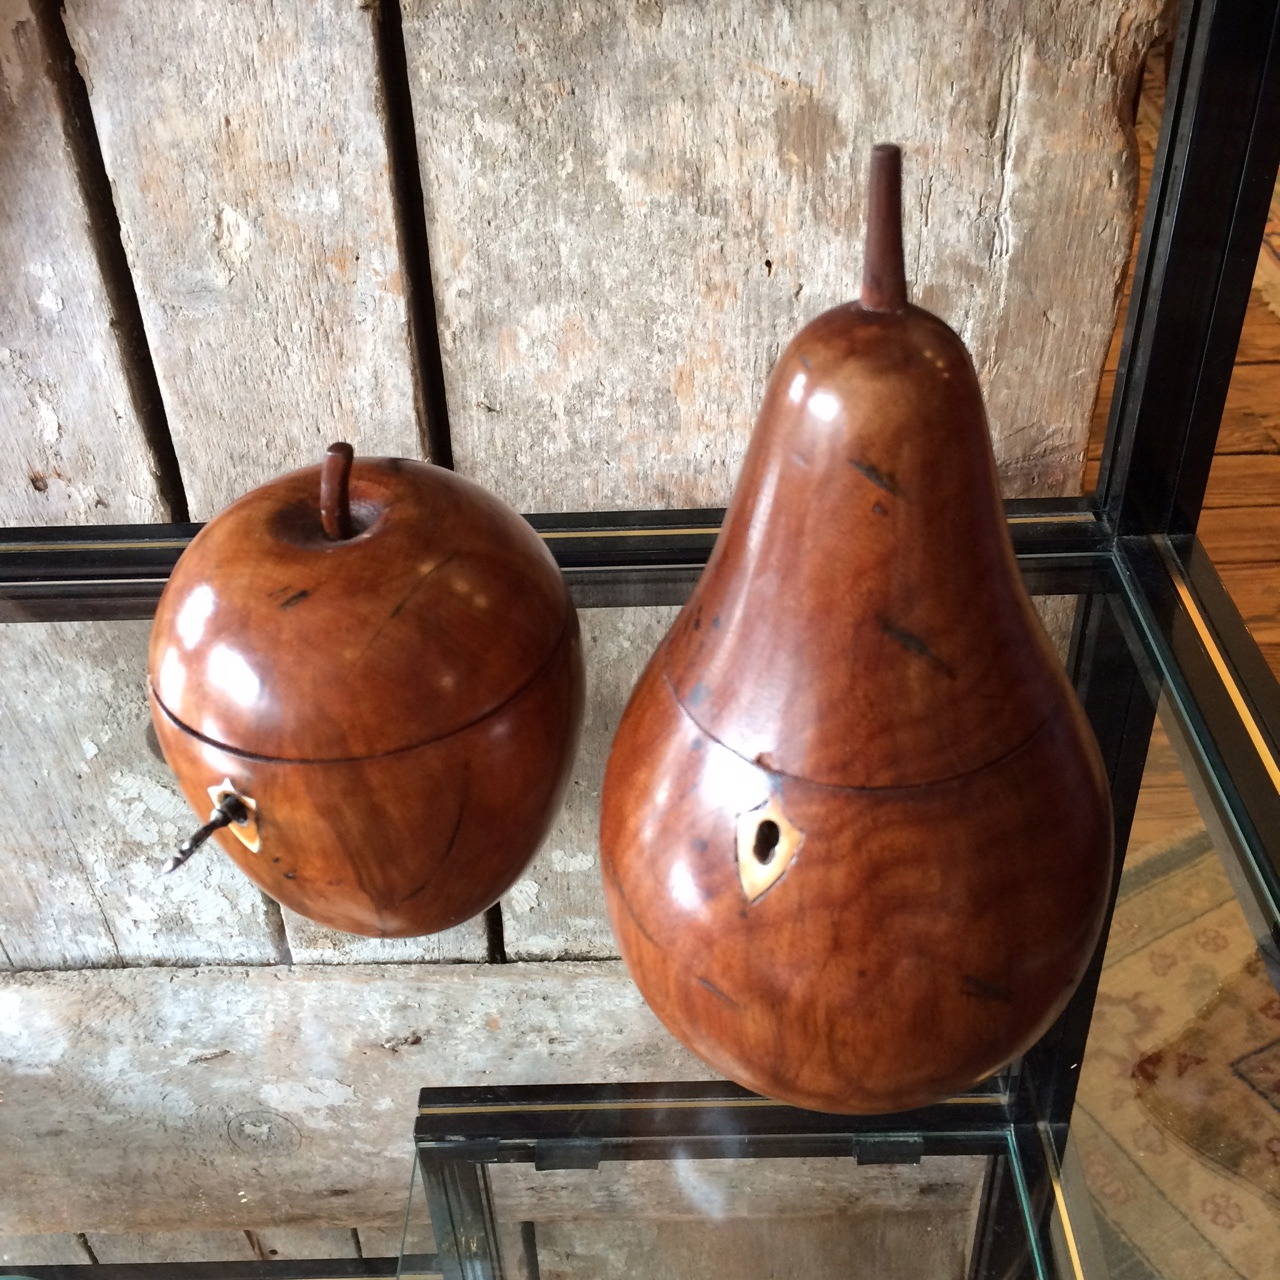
5,0,1280,1277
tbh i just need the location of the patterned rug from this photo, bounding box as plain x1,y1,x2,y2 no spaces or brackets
1073,824,1280,1278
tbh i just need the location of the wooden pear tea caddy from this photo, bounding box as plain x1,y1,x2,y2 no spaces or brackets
149,445,583,937
600,145,1113,1114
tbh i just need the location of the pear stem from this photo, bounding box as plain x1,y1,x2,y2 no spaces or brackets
320,441,354,540
861,144,907,312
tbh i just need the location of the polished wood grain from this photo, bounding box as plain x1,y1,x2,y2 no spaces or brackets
600,146,1114,1113
150,453,583,936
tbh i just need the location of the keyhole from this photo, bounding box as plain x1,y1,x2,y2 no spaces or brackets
215,792,250,825
753,820,781,864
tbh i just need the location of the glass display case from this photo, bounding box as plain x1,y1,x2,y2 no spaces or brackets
398,563,1277,1277
1,0,1277,1277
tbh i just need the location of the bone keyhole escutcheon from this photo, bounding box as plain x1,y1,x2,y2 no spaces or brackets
736,798,803,902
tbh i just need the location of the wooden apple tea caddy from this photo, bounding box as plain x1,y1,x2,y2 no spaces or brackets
149,445,583,936
600,145,1113,1113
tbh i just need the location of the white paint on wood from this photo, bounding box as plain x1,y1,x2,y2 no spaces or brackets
0,0,169,525
0,1233,93,1265
0,622,281,969
404,0,1161,512
88,1231,257,1263
503,607,676,960
63,0,422,519
281,906,487,965
0,961,712,1234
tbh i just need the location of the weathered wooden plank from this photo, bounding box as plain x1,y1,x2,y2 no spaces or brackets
88,1231,258,1263
362,1199,437,1260
1033,595,1077,665
62,0,421,519
0,961,713,1234
0,0,169,525
405,0,1161,512
249,1228,359,1260
503,607,677,960
356,1223,418,1260
367,1199,437,1261
0,1234,93,1266
281,906,487,965
0,622,282,970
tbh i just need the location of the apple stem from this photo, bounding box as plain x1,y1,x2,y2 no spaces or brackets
321,442,355,540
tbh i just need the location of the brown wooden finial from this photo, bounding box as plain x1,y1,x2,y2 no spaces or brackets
860,144,906,312
320,442,354,540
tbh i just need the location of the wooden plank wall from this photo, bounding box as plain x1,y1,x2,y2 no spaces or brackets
0,0,170,527
0,963,713,1234
0,0,1165,1256
402,0,1162,510
0,621,283,969
61,0,424,519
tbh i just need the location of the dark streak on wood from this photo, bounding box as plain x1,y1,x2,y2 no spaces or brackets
397,768,469,905
389,552,456,619
696,976,741,1009
876,614,956,679
848,457,902,496
608,867,661,951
